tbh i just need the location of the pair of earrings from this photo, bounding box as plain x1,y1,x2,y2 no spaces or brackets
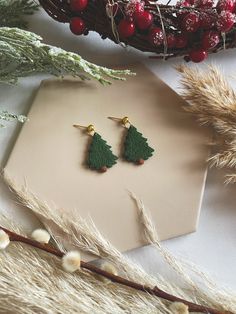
74,116,154,173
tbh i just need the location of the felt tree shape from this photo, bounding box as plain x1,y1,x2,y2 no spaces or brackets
88,133,118,172
124,126,154,165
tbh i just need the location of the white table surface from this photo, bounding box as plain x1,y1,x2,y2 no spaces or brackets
0,8,236,290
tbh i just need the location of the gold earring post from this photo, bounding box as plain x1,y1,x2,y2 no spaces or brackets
73,124,95,134
73,124,87,129
108,117,121,122
108,116,130,126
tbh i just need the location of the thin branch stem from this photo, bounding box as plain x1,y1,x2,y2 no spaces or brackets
1,227,232,314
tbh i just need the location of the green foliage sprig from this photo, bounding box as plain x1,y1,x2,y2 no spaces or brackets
0,0,132,128
0,0,38,28
0,27,132,85
0,110,28,128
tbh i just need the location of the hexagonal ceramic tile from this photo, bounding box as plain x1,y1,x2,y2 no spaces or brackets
4,64,210,253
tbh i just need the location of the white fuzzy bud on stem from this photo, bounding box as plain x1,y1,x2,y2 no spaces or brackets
100,262,118,283
31,229,51,244
0,229,10,250
62,251,81,273
169,302,189,314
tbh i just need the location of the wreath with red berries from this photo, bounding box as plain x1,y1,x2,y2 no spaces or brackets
39,0,236,62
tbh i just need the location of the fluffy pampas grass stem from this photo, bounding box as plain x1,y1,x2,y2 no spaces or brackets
176,64,236,183
3,174,236,314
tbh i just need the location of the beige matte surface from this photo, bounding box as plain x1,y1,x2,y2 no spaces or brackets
4,64,210,252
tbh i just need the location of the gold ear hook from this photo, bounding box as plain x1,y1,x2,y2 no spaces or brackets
73,124,95,135
108,116,130,126
108,117,120,122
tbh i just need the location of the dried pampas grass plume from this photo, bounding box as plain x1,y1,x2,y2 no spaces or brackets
3,175,236,313
0,221,161,314
176,64,236,183
5,224,224,314
130,192,236,313
31,228,50,244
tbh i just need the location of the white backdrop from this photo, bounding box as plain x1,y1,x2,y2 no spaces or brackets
0,8,236,290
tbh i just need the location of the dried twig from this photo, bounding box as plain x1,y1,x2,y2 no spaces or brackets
1,226,232,314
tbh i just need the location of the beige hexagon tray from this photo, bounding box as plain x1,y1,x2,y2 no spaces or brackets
4,64,210,252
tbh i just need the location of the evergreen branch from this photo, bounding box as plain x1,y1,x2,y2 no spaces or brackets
0,27,133,85
0,0,38,29
0,110,27,128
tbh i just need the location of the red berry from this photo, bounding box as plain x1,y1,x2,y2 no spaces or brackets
202,30,220,49
217,0,235,12
175,34,188,48
70,17,86,35
148,27,164,46
118,20,135,38
194,0,214,7
134,3,145,18
182,12,200,32
70,0,88,12
189,48,208,62
176,1,191,19
176,0,191,7
217,10,235,32
136,11,153,30
125,0,144,18
166,33,177,48
199,12,216,29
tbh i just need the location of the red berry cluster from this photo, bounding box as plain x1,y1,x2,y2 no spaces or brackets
69,0,88,35
68,0,236,62
117,0,236,62
181,0,236,62
118,0,155,39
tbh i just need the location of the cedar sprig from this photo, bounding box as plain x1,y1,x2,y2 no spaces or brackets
0,0,39,28
0,26,132,126
0,110,28,128
0,1,132,128
0,27,133,85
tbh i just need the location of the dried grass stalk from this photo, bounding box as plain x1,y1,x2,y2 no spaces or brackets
176,64,236,183
131,193,236,313
3,174,236,313
0,222,168,314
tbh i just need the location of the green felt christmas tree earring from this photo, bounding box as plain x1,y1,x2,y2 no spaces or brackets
73,124,118,173
108,116,154,165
